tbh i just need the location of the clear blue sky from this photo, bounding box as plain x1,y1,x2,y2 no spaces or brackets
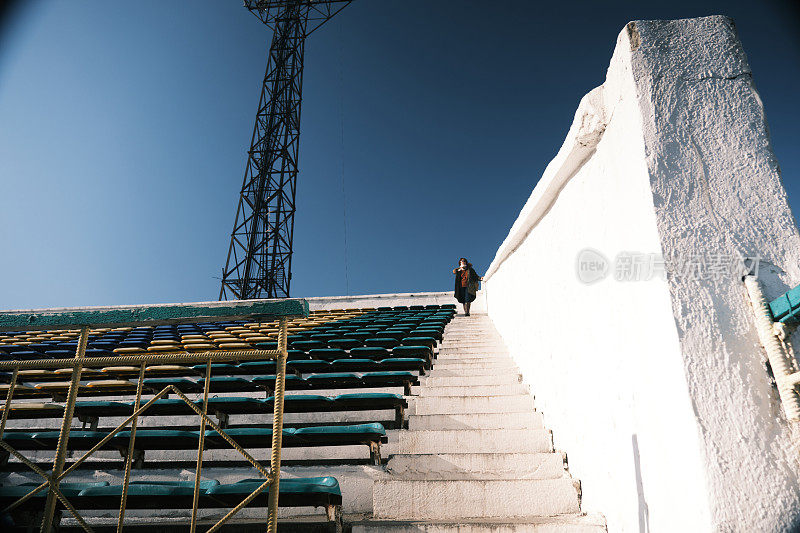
0,0,798,309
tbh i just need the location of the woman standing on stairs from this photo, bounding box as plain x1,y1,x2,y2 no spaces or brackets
453,258,482,316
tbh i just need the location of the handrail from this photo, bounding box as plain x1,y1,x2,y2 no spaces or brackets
744,276,800,425
0,299,307,533
0,298,308,331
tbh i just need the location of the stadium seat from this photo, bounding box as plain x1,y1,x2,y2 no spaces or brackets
265,394,333,413
330,358,380,372
328,338,363,350
287,359,332,373
364,337,401,349
401,336,437,351
308,348,348,362
76,480,219,510
362,371,418,394
334,393,406,427
204,476,341,521
306,372,362,388
392,345,433,364
350,347,391,360
380,357,428,372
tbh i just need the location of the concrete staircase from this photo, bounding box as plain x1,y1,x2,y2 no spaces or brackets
354,313,606,532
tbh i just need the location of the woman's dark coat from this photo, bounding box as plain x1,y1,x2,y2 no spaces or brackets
453,264,479,301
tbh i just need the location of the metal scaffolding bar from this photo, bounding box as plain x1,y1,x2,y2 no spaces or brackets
0,300,305,532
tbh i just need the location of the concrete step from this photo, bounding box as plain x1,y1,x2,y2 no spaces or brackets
438,347,506,352
440,334,501,338
352,514,607,532
398,429,552,454
432,358,516,367
440,334,499,337
411,384,529,397
427,367,523,378
439,338,503,343
411,395,535,415
386,452,565,479
439,338,501,343
421,374,522,387
438,345,505,350
408,411,543,430
436,352,511,360
432,362,514,369
372,478,581,519
437,349,505,353
438,344,505,349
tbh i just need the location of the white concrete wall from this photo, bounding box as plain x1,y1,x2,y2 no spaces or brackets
483,16,800,533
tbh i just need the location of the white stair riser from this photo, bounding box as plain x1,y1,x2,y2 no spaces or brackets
411,395,535,415
352,516,606,533
432,359,517,368
411,384,529,397
421,375,521,387
438,345,504,350
438,348,508,354
373,478,580,519
429,364,519,373
386,452,565,479
353,523,605,533
436,354,512,361
398,429,552,454
408,412,543,430
427,368,523,378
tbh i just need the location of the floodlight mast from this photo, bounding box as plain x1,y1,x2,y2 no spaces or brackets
219,0,351,300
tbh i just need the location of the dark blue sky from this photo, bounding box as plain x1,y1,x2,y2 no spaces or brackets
1,0,798,308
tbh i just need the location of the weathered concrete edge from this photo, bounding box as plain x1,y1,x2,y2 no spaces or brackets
301,291,451,303
483,82,612,280
300,291,468,310
0,298,309,331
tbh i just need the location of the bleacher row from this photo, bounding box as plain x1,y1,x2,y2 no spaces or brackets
0,304,456,530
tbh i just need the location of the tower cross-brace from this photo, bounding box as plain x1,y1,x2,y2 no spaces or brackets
220,0,351,300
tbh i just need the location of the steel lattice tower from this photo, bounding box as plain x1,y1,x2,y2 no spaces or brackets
220,1,351,300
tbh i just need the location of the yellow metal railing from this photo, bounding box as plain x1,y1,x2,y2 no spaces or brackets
0,300,306,533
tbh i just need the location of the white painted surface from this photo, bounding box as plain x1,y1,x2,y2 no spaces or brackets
483,15,800,533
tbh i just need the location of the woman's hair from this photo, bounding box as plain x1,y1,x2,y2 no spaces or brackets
459,257,469,265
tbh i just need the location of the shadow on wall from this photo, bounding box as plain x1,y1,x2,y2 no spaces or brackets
632,433,651,533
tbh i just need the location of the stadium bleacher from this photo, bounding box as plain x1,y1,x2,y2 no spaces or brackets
0,304,456,531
